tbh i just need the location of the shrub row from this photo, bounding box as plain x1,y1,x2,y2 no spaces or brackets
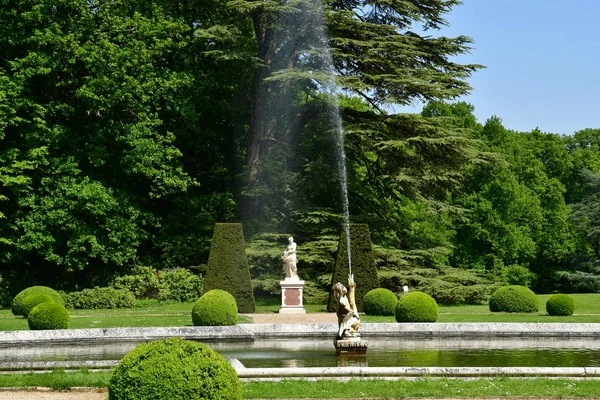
65,287,136,309
112,266,203,302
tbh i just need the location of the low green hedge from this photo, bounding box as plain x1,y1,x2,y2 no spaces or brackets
12,286,64,317
21,294,55,317
546,294,575,316
108,337,242,400
363,288,398,316
395,292,438,322
27,302,70,330
65,287,135,309
192,289,238,326
489,285,538,313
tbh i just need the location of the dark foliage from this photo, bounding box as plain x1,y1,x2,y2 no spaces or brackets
204,224,255,313
328,224,380,312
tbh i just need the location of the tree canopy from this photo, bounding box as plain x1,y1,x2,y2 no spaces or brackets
1,0,599,300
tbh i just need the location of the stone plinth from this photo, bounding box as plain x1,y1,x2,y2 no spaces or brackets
335,335,368,354
279,279,306,314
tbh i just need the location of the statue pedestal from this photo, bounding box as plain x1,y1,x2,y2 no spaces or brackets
334,335,368,354
279,279,306,314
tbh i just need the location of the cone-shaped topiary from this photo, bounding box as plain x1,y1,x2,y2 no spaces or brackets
489,285,539,313
363,288,398,316
204,223,255,313
328,224,380,312
27,302,70,330
192,289,238,326
12,286,64,316
546,294,575,316
108,337,242,400
22,294,55,317
395,291,438,322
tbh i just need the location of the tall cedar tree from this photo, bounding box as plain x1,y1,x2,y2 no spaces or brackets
232,0,483,222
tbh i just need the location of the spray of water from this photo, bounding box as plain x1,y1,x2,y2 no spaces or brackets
311,2,352,276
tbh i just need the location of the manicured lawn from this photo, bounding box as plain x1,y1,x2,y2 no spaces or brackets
2,370,600,398
0,301,252,331
362,293,600,323
1,293,599,330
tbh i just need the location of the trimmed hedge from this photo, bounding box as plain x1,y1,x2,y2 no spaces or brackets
363,288,398,316
546,294,575,316
192,289,238,326
159,267,203,302
204,223,255,313
22,294,55,317
28,302,70,330
12,286,64,316
395,291,438,322
328,224,380,312
489,285,539,313
108,337,242,400
112,266,203,302
65,287,135,309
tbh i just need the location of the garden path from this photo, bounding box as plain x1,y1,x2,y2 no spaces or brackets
248,312,337,324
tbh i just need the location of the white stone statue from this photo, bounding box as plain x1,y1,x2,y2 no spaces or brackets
282,236,298,280
332,274,360,340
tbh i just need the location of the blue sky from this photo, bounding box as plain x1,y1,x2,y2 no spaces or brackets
402,0,600,135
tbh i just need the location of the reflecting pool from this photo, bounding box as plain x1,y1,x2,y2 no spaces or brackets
2,337,600,368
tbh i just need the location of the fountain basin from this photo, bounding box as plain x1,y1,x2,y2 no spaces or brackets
1,323,599,378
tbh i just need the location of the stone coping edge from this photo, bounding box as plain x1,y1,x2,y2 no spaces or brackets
2,359,600,380
0,323,599,345
234,366,600,380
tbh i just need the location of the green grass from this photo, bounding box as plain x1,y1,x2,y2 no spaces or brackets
2,371,600,398
0,301,251,331
0,369,110,390
1,293,599,330
362,293,600,323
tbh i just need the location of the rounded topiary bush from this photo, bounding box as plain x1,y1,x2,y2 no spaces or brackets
21,293,55,317
363,288,398,316
489,285,539,313
395,292,438,322
12,286,64,316
108,337,242,400
27,302,70,330
546,294,575,316
192,289,238,326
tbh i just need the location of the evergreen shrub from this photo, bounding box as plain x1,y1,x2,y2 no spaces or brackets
158,268,203,302
363,288,397,316
192,289,238,326
108,337,241,400
204,223,255,313
112,266,162,299
28,302,70,330
395,291,438,322
12,286,64,316
328,224,380,312
22,293,55,317
546,294,575,316
66,287,135,309
489,285,539,313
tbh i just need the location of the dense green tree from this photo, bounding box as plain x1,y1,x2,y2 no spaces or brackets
0,0,196,287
